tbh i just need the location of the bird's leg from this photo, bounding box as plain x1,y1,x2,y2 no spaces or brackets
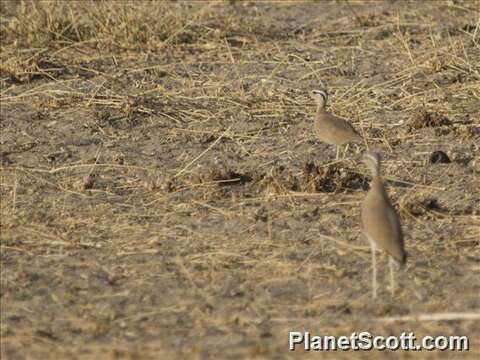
335,146,340,160
343,143,350,159
389,257,396,296
370,241,377,299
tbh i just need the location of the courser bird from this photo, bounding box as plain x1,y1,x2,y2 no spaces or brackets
310,89,363,160
361,151,406,298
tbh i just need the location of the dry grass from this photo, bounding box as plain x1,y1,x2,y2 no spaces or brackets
1,1,479,358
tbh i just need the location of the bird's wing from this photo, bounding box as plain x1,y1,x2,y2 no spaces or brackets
362,191,405,263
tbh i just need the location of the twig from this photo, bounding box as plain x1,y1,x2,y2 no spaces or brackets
174,126,231,178
376,312,480,323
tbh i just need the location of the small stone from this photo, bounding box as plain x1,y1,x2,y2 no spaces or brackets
430,151,450,164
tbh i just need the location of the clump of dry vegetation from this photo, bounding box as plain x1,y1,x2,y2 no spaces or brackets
408,108,452,130
299,161,368,193
1,1,479,358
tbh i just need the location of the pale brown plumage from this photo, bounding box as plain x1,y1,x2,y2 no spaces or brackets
361,152,406,264
310,89,363,159
361,152,406,297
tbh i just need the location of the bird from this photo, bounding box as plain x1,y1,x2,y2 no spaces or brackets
310,89,363,160
361,151,406,298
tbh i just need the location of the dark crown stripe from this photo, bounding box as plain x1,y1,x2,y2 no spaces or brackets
319,91,327,102
364,153,379,167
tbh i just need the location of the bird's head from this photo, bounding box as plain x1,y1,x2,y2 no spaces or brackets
362,151,381,176
310,89,328,110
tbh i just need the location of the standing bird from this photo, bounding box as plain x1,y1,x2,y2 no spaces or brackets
361,152,406,298
310,89,363,160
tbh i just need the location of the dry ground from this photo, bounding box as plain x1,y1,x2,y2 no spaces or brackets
1,1,479,359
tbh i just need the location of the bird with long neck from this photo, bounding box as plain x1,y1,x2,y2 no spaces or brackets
310,89,363,160
361,151,406,298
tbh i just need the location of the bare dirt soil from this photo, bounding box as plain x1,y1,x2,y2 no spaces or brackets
1,1,479,359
